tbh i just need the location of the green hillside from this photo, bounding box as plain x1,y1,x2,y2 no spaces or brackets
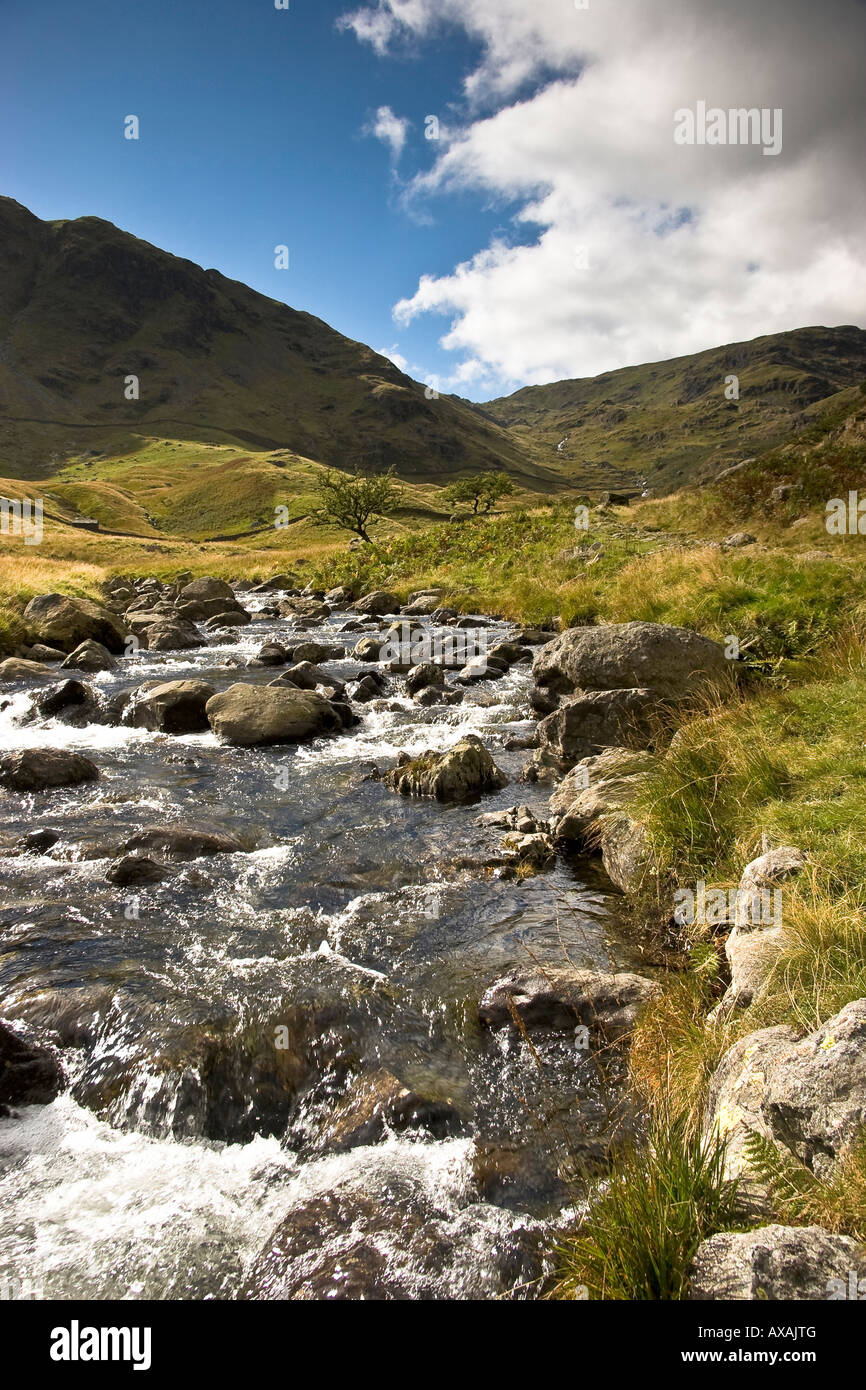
0,196,543,487
478,325,866,493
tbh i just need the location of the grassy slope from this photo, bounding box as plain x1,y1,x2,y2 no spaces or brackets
478,325,866,493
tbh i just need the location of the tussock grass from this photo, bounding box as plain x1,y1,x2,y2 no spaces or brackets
552,1117,743,1300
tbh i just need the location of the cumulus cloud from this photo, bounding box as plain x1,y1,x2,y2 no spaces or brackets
365,104,411,160
344,0,866,392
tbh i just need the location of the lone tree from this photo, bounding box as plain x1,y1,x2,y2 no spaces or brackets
443,471,516,515
313,465,402,542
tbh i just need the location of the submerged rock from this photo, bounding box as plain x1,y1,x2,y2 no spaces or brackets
386,735,507,803
106,854,173,887
479,967,659,1042
306,1068,461,1153
118,824,245,861
0,748,99,793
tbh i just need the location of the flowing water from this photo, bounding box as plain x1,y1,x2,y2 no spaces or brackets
0,596,641,1300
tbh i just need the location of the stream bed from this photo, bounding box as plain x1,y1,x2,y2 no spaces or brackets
0,596,641,1300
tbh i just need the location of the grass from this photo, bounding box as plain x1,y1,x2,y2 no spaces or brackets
552,1117,743,1300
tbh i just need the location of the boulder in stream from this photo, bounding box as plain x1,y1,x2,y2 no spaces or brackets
385,734,507,803
479,966,659,1042
206,682,344,746
23,594,126,655
0,1021,64,1112
60,640,117,673
126,680,216,734
0,748,100,793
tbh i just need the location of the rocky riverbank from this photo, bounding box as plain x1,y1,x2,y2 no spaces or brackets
1,574,863,1299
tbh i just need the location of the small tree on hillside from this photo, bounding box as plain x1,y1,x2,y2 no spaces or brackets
443,471,516,515
313,465,402,542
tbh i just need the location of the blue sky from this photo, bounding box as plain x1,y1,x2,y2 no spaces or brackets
0,0,527,397
2,1,863,399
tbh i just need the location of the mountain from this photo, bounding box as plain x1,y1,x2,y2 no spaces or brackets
478,326,866,493
0,196,542,485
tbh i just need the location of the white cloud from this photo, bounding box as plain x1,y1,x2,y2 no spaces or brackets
345,0,866,393
365,104,411,160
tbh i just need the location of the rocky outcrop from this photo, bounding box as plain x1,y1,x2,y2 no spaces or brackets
689,1225,866,1301
705,1000,866,1186
23,594,126,654
206,683,344,746
386,735,507,803
305,1068,460,1153
0,748,99,792
479,967,659,1042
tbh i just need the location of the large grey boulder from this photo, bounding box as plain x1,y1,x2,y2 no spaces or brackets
385,734,506,803
532,621,729,706
206,683,343,746
535,688,659,772
549,748,657,893
689,1226,866,1301
0,748,99,792
178,577,235,604
23,594,126,655
125,680,216,734
479,967,659,1042
705,1000,866,1187
354,590,399,616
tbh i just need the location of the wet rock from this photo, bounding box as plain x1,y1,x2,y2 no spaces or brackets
324,585,354,605
689,1226,866,1301
479,967,659,1042
254,642,291,666
513,628,553,645
60,639,117,673
118,824,245,861
456,655,509,685
502,832,555,870
204,610,251,629
488,641,532,666
138,618,207,652
308,1068,460,1153
284,662,345,696
534,688,660,773
347,674,384,702
206,683,344,746
470,1142,566,1209
178,577,235,604
405,662,445,695
352,636,384,661
125,680,216,734
414,685,451,707
34,679,100,723
23,593,126,654
431,606,458,622
0,748,99,793
176,596,245,622
0,658,54,682
0,1021,64,1109
386,735,507,803
533,621,729,707
15,828,60,854
278,597,331,623
476,805,544,834
721,847,807,1011
354,590,399,616
290,641,345,665
106,854,172,887
244,1185,545,1301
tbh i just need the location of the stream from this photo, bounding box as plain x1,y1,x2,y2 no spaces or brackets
0,593,641,1300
